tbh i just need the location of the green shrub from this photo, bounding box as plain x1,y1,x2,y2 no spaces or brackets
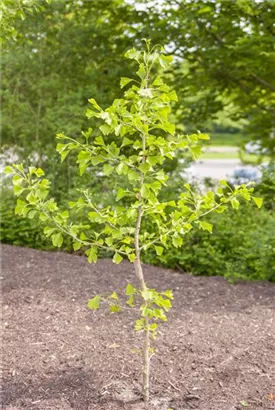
1,188,51,249
254,163,275,210
143,202,275,282
2,180,274,282
0,187,74,251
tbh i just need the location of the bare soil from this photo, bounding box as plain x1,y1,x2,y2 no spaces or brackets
1,244,275,410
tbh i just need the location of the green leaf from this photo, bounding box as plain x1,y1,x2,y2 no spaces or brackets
60,150,70,162
252,196,263,208
79,162,89,176
124,48,141,61
121,137,132,147
103,164,114,176
125,283,136,295
190,145,201,159
120,77,133,88
155,246,164,256
198,133,210,140
13,185,24,196
164,122,175,135
110,292,119,300
156,297,172,311
27,210,37,219
87,295,100,310
35,168,45,177
4,166,13,174
138,88,154,98
140,184,151,199
126,295,135,307
198,5,212,14
136,63,146,79
113,252,123,264
56,133,65,139
94,136,104,145
90,156,104,166
168,90,178,102
135,318,145,331
44,226,56,237
86,109,98,118
162,290,173,299
105,236,113,247
15,199,28,216
51,232,63,247
139,163,150,174
86,247,98,263
199,221,213,233
152,76,163,86
116,162,128,175
88,98,101,111
100,124,111,135
172,236,183,248
231,198,240,210
110,304,121,312
128,253,136,263
159,54,173,68
73,241,82,251
127,170,139,182
116,187,126,201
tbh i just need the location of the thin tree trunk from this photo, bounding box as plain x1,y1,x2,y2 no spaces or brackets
134,69,150,401
134,257,150,402
134,191,150,401
142,310,150,401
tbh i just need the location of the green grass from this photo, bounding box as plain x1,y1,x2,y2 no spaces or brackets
240,153,270,165
201,150,269,164
207,132,245,146
201,151,238,160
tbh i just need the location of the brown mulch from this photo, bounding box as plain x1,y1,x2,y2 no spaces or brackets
1,244,275,410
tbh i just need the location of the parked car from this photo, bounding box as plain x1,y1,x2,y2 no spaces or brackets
244,141,268,155
228,166,262,185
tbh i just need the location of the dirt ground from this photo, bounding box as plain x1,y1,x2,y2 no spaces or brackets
1,244,275,410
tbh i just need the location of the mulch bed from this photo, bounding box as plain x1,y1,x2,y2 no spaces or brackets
1,244,275,410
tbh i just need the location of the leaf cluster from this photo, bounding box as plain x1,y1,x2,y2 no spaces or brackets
4,44,262,267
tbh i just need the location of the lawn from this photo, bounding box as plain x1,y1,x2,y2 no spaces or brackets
207,132,245,147
201,149,269,165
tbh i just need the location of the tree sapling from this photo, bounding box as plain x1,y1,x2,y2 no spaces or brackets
5,41,263,402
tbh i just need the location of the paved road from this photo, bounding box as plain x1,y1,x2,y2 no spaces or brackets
186,159,246,180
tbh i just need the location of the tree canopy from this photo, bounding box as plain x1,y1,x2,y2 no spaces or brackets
1,0,274,170
133,0,275,154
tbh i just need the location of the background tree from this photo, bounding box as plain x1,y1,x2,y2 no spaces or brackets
132,0,275,155
0,0,43,44
1,0,139,195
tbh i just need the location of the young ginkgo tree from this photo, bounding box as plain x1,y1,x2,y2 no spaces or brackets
5,41,262,402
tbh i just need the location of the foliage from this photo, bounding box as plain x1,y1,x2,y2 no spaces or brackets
2,0,275,175
0,187,53,249
0,0,44,45
144,202,275,283
134,0,275,155
1,0,141,195
5,42,261,401
254,163,275,210
0,187,75,251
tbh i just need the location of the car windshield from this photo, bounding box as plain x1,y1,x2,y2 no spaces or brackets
233,169,257,178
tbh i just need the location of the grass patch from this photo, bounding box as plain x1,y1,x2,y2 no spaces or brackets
201,151,238,160
201,149,269,164
208,132,245,146
240,153,270,165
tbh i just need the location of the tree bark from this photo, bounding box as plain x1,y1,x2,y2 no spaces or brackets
134,258,150,402
134,189,150,401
